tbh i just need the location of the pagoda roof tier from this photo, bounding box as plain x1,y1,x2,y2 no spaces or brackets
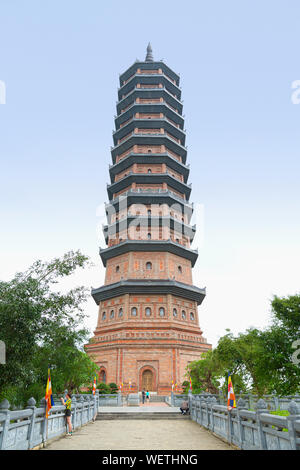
99,240,198,267
109,153,190,183
111,134,187,164
105,190,193,223
115,103,184,130
91,279,205,306
113,118,186,146
119,61,180,87
116,88,183,116
107,173,191,200
103,215,196,244
118,74,181,101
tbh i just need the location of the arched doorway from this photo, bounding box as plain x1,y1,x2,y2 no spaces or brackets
142,369,153,391
99,369,106,383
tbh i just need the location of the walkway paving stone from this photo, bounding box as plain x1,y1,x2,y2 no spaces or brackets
44,418,233,450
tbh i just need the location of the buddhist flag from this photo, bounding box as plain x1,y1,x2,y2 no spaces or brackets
171,380,174,391
227,372,236,410
92,376,96,395
189,376,193,391
129,380,131,390
119,382,123,390
45,369,55,418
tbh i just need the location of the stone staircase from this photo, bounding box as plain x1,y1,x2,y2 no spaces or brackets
97,410,189,420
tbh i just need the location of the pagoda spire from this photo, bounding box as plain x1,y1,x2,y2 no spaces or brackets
145,42,154,62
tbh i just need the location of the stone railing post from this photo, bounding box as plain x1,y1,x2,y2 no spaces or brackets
218,389,223,406
188,389,192,414
249,393,255,410
236,397,247,449
40,398,47,445
26,397,36,449
255,398,269,450
210,397,217,433
286,401,300,450
195,395,200,424
199,394,204,425
171,391,174,407
72,396,77,430
80,396,85,427
117,391,122,407
205,396,210,429
273,395,279,411
227,406,233,444
0,399,10,450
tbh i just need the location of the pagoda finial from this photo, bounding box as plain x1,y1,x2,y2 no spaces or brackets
145,43,154,62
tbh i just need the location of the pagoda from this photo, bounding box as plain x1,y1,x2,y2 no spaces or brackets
86,44,211,394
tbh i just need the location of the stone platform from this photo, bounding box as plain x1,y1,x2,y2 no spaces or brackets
97,403,189,420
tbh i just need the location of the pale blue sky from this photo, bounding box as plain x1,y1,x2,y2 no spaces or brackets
1,0,300,346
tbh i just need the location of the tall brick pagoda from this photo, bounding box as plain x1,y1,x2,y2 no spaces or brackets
86,44,211,394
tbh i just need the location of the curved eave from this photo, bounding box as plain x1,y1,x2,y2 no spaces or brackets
118,74,181,101
113,118,186,146
107,173,191,200
103,216,196,243
92,279,205,305
109,153,190,183
99,240,198,267
111,135,187,164
115,103,184,129
116,89,183,115
119,61,180,87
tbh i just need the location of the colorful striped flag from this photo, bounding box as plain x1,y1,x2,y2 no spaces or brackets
171,380,174,391
92,376,96,395
189,376,193,391
119,382,123,390
45,369,55,418
227,372,236,410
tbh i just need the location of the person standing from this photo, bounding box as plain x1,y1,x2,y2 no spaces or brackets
146,390,150,403
142,389,146,404
61,391,73,435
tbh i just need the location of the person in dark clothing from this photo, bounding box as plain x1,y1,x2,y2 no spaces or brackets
142,389,146,404
180,400,189,415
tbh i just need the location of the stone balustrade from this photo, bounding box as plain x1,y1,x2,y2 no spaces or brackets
187,391,300,450
0,391,99,450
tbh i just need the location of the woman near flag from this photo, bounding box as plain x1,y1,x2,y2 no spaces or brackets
61,391,73,436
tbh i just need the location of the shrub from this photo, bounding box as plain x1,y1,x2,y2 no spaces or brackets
96,383,111,394
108,383,118,394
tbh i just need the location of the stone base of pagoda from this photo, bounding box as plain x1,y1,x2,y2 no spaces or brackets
85,335,211,395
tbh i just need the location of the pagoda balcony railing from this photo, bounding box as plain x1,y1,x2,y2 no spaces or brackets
109,187,193,207
113,131,186,148
116,129,183,145
120,72,180,90
113,116,185,136
117,99,181,117
107,236,191,249
113,170,191,188
109,152,190,170
117,86,183,108
121,85,180,101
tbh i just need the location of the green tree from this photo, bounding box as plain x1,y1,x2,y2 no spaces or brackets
0,250,98,406
255,294,300,395
187,350,222,394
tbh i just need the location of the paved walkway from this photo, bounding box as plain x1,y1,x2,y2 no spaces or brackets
44,412,233,450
